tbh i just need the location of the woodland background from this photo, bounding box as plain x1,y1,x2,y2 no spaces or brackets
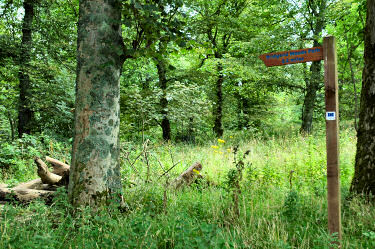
0,0,373,248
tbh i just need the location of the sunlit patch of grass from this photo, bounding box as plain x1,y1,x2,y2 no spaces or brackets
2,129,373,248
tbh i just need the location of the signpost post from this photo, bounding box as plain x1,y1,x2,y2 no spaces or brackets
259,36,341,242
323,36,341,242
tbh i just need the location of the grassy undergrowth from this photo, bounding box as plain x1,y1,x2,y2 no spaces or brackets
1,129,375,248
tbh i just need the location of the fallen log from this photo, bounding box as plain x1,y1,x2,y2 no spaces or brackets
0,157,69,205
34,157,63,185
13,179,57,191
0,187,55,203
172,162,202,189
45,156,70,176
14,179,42,190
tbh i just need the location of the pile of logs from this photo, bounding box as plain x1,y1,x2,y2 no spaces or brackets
0,158,203,204
0,156,70,203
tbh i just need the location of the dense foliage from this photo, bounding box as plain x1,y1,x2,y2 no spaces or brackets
0,0,364,142
0,0,372,248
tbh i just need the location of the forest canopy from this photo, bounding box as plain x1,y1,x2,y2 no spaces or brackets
0,0,365,141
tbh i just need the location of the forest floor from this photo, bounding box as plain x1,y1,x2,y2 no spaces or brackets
1,129,374,248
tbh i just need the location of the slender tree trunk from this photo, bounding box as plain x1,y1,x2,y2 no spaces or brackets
344,28,359,131
300,0,326,134
7,111,15,141
236,92,243,130
350,0,375,196
300,60,322,134
187,117,195,143
213,62,224,137
68,0,124,207
17,0,34,138
242,96,250,127
348,57,359,131
236,92,250,130
155,57,171,141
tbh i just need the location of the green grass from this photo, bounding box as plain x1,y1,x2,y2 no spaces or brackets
1,129,374,248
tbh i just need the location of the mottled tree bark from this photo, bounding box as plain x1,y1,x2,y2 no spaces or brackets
18,0,35,138
155,57,171,141
213,62,224,137
68,0,124,207
350,0,375,196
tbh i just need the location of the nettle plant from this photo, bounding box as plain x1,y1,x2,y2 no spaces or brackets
225,145,251,218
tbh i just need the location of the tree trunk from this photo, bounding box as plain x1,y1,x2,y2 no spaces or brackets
155,57,171,141
17,0,35,138
348,55,359,131
68,0,124,207
213,62,224,137
344,27,359,131
236,92,250,130
7,111,15,141
350,0,375,196
300,60,322,134
300,0,326,134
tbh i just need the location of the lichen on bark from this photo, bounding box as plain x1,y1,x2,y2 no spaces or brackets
68,0,124,207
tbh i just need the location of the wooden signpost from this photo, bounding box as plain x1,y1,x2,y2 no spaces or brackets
260,36,341,242
259,46,323,67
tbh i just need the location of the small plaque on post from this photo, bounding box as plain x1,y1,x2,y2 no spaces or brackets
326,112,336,121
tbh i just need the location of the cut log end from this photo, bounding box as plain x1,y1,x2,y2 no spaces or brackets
46,156,70,176
172,162,203,189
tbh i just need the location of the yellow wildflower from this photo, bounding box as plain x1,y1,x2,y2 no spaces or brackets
229,136,233,138
218,139,225,143
193,169,200,175
214,150,219,153
219,151,223,155
227,148,231,152
211,145,219,149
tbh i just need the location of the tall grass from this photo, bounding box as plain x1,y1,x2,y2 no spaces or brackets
1,129,374,248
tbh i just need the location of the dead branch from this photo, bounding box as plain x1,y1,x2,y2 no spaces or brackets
45,156,70,176
34,157,63,185
158,161,181,179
